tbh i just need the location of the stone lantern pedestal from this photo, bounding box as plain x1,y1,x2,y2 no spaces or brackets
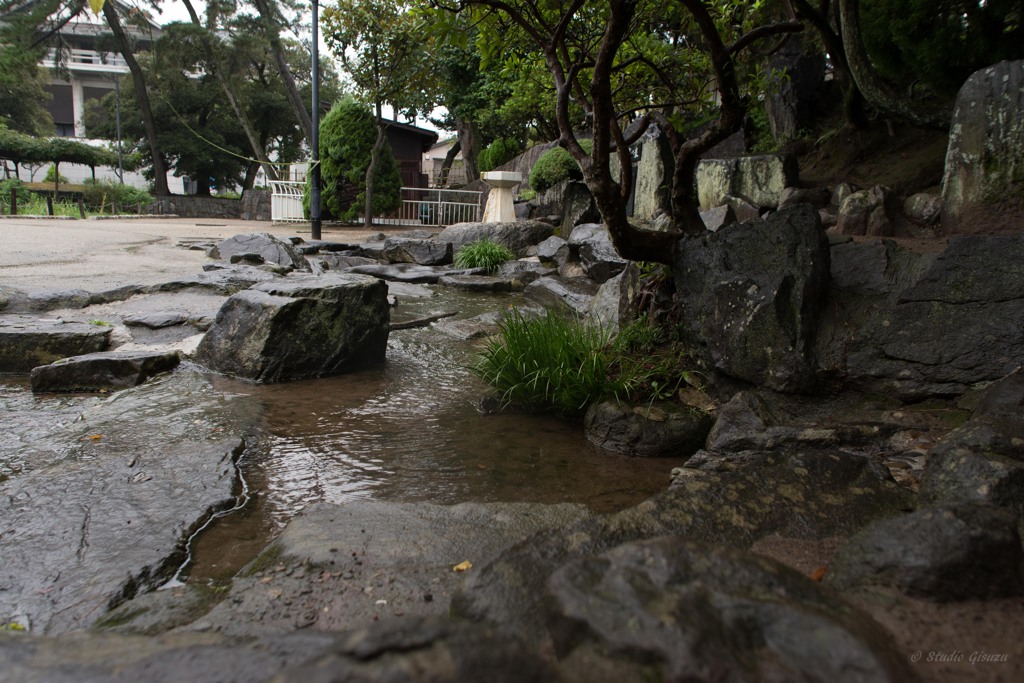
481,171,522,222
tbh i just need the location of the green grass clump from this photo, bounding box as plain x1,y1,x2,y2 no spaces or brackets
454,239,515,272
475,310,701,418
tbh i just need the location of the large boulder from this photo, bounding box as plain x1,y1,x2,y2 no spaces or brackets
29,350,180,393
942,60,1024,232
547,538,918,682
381,237,452,266
559,180,600,233
437,220,554,258
825,504,1024,602
837,235,1024,398
194,273,389,383
673,204,831,392
0,317,110,373
209,233,310,272
567,223,628,284
696,154,799,209
523,276,599,316
633,125,675,219
584,400,713,457
835,186,897,237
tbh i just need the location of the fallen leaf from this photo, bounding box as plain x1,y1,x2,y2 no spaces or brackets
809,565,828,581
87,434,103,441
453,560,473,572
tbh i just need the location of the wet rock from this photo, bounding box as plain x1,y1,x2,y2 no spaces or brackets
673,204,830,392
229,252,267,266
29,350,180,393
437,220,554,258
825,504,1024,601
209,233,310,272
0,630,340,683
0,317,110,373
123,312,189,329
316,254,379,271
437,274,513,293
559,180,600,233
836,186,897,237
146,264,278,295
536,235,570,267
493,258,553,288
348,263,481,284
381,237,452,266
26,289,92,311
942,60,1024,231
524,276,599,316
194,273,389,383
840,235,1024,398
567,223,628,284
452,449,911,643
698,204,736,232
547,538,918,683
271,616,558,683
584,400,713,457
180,501,590,638
0,369,259,634
434,312,502,340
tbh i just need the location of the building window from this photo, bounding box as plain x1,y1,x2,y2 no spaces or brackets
55,123,76,137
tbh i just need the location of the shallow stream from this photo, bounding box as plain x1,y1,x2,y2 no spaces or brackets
1,285,686,584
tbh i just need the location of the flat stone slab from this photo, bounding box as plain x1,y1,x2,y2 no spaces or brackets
0,317,110,373
30,350,181,393
437,274,514,292
0,369,261,634
123,312,190,329
349,263,483,284
135,501,590,638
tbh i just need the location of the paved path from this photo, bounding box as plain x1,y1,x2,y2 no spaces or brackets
0,217,382,292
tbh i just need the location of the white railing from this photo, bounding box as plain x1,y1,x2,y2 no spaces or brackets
270,180,305,223
46,48,129,72
269,184,483,226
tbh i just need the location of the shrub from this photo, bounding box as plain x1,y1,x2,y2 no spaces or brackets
0,178,30,209
478,137,523,173
80,179,152,210
528,139,591,193
44,164,68,184
454,239,515,272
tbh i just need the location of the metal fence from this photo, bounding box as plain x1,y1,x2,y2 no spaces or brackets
270,182,482,226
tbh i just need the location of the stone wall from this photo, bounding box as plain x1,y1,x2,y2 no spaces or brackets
145,189,271,221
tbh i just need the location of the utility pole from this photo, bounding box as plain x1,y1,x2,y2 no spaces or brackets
310,0,322,240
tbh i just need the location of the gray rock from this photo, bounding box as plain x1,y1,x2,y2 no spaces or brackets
560,180,600,233
584,400,713,457
942,60,1024,231
437,274,513,292
904,192,942,224
828,239,936,296
586,271,625,327
825,504,1024,601
381,237,453,266
453,449,911,642
317,253,379,271
0,317,110,373
29,350,180,393
724,193,763,222
836,186,897,236
348,263,482,284
698,204,737,232
831,182,858,208
434,312,502,340
26,289,92,311
123,312,189,329
547,538,918,683
840,235,1024,398
524,276,599,316
634,126,675,220
567,222,627,284
437,220,554,258
228,252,266,266
210,233,310,272
536,235,570,267
779,185,832,210
184,500,590,638
493,258,553,288
0,369,258,634
697,154,799,209
194,273,389,383
146,264,278,295
673,204,830,392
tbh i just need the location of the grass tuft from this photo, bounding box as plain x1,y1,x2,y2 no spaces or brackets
454,239,515,272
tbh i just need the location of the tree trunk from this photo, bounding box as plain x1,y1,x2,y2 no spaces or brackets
457,118,480,183
243,159,261,190
102,2,169,196
439,139,461,187
837,0,949,128
252,0,314,146
364,103,387,228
